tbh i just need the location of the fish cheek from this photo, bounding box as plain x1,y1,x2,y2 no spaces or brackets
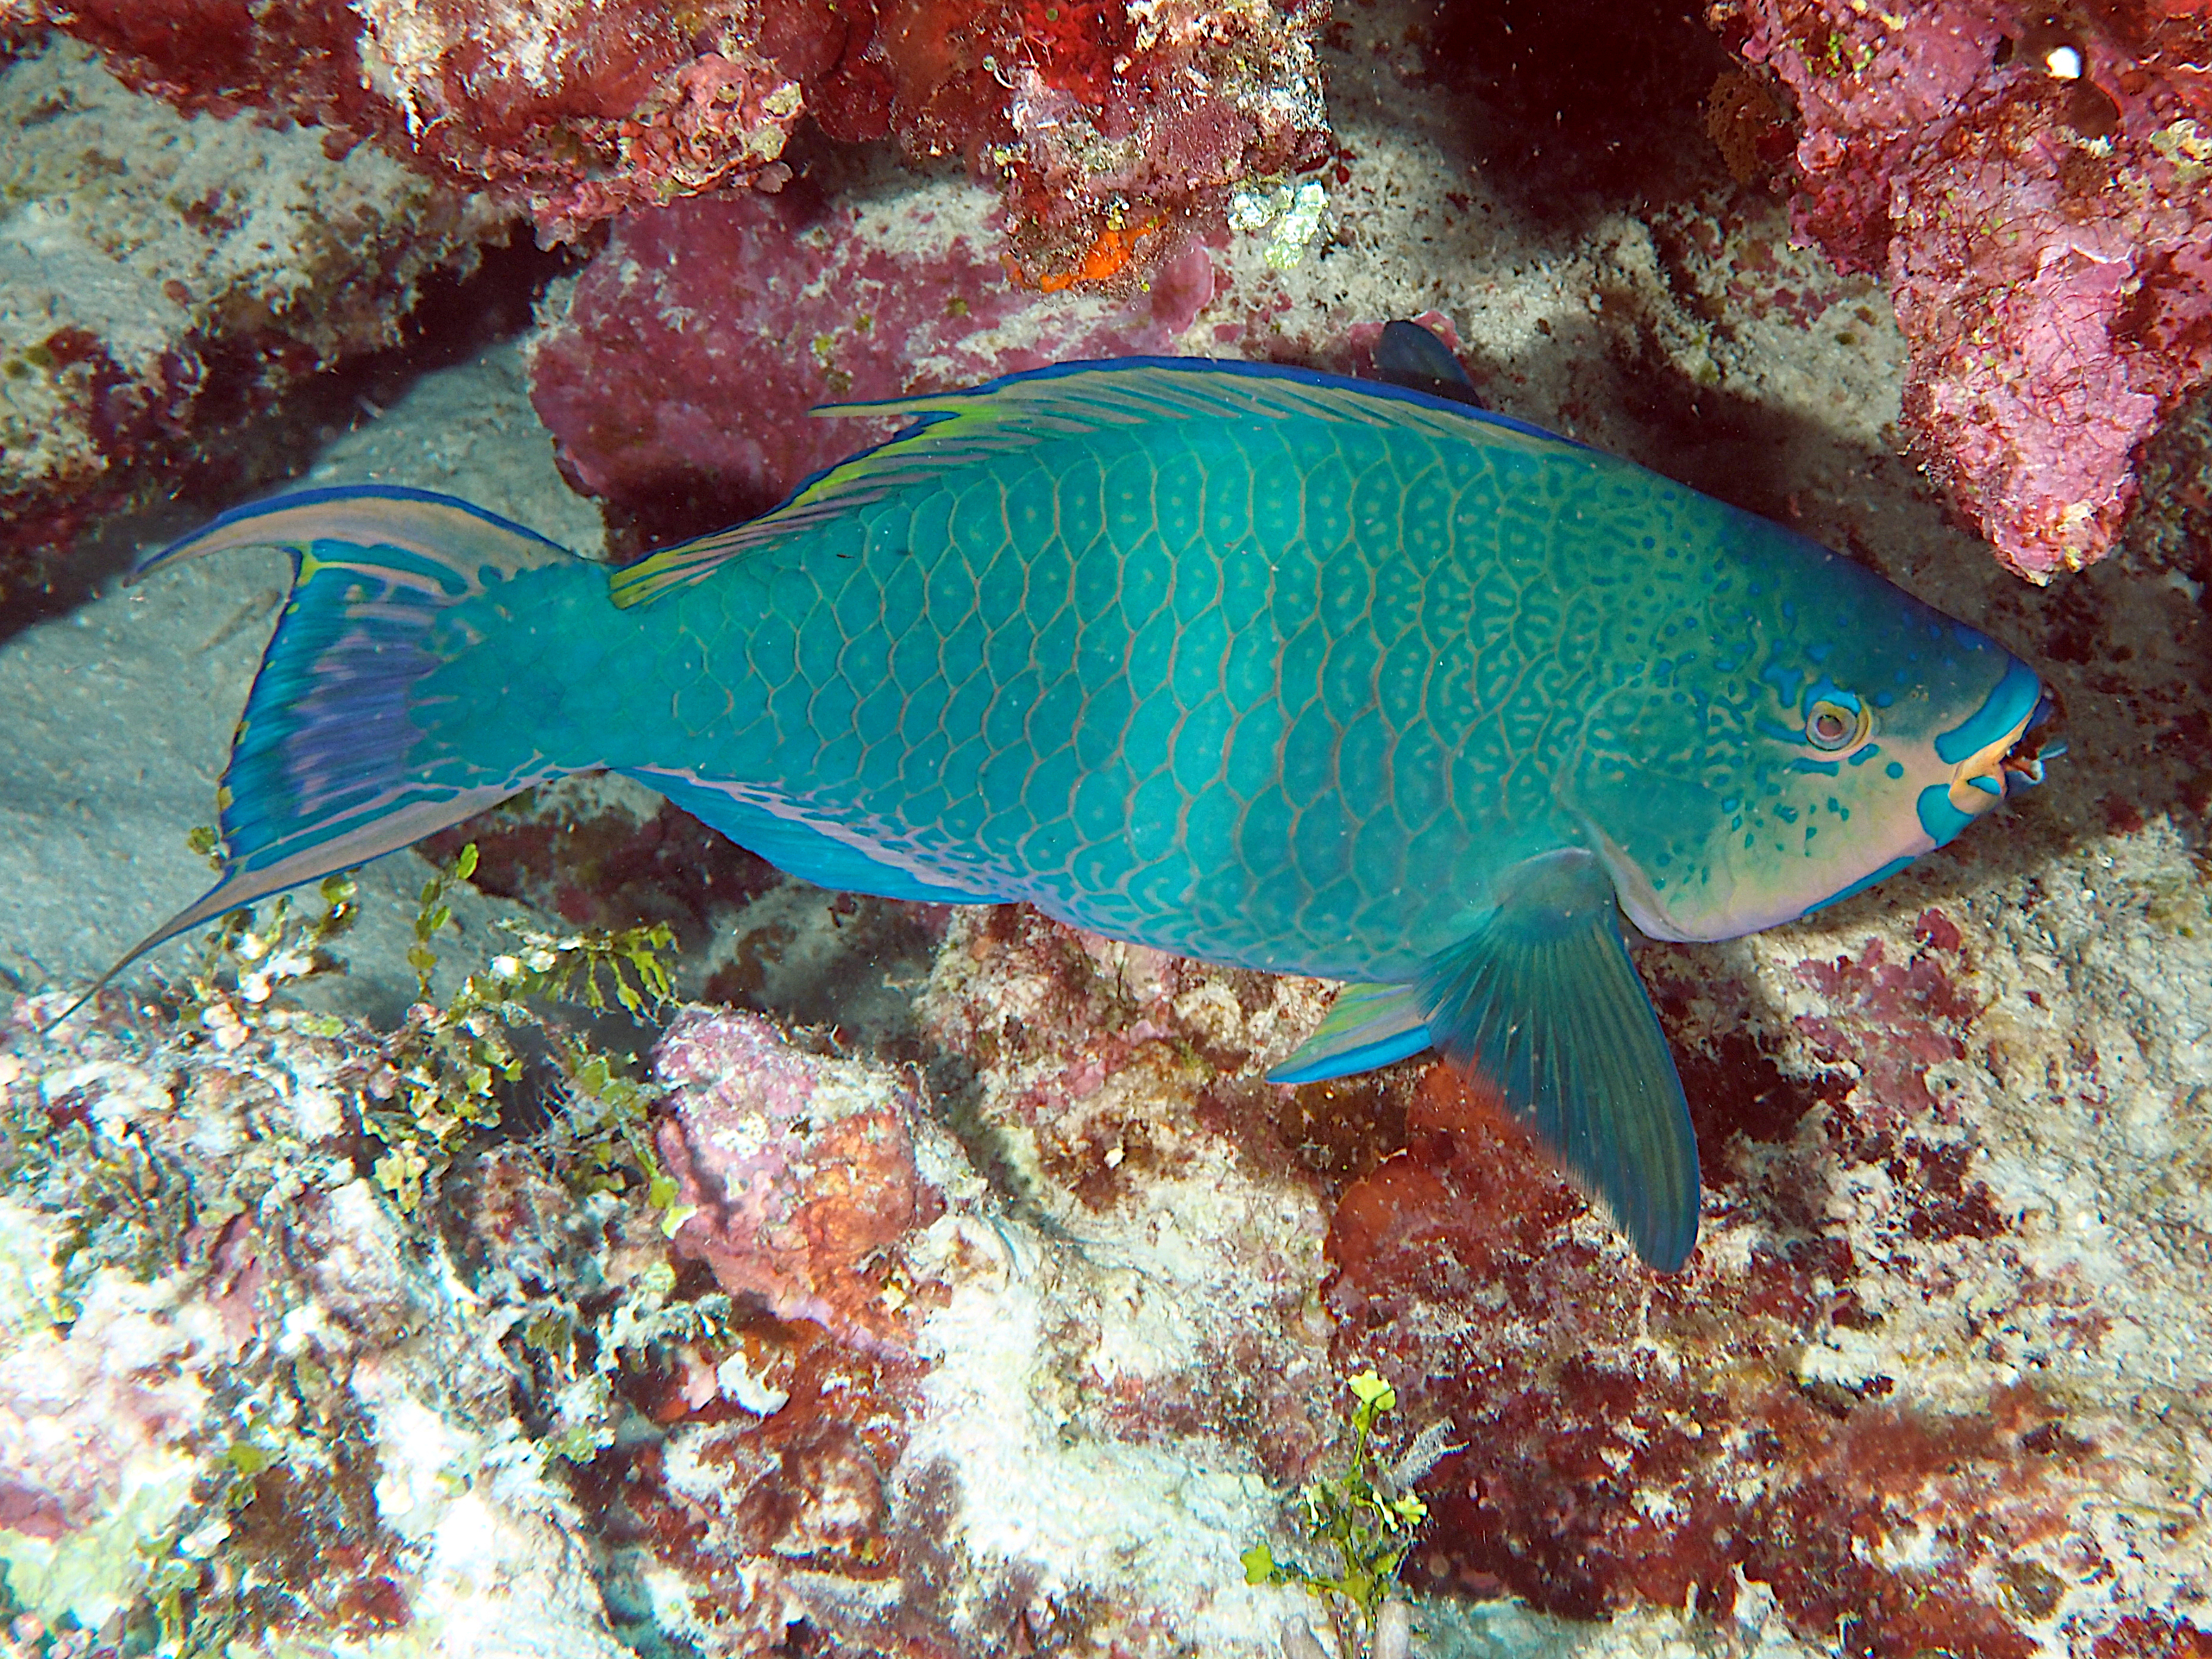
1561,763,1749,942
1576,750,1914,942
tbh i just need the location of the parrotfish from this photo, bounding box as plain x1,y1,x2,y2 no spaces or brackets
118,341,2056,1271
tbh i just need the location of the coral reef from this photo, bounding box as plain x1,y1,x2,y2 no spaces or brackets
1707,0,2212,579
18,0,1327,269
0,1001,635,1658
10,2,2212,1656
0,35,505,594
852,0,1330,278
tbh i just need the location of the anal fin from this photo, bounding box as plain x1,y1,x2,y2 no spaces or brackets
628,768,999,906
1268,981,1431,1084
1418,850,1700,1272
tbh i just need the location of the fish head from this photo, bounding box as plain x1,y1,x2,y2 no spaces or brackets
1566,555,2058,944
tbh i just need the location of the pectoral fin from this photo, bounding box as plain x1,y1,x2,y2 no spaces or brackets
1418,850,1700,1271
1268,980,1432,1084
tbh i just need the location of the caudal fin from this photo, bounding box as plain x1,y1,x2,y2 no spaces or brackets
108,485,595,978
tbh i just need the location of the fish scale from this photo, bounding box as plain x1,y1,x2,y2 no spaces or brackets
112,354,2055,1272
460,414,1540,970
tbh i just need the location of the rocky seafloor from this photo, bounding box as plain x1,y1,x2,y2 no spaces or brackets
1,2,2210,1657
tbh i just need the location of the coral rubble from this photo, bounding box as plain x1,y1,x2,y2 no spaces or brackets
1708,0,2212,579
0,1005,634,1658
0,36,505,595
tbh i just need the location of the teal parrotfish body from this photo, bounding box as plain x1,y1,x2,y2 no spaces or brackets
125,343,2056,1271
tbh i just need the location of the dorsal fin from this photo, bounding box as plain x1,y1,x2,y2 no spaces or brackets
608,357,1576,608
1372,319,1486,409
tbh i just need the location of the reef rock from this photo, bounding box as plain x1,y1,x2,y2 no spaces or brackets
0,35,505,595
0,1011,634,1657
526,177,1185,545
18,0,1327,269
0,936,1345,1656
655,1008,935,1356
8,0,804,242
1708,0,2212,580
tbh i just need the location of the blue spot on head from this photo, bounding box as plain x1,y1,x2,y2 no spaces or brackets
1807,642,1831,662
1847,743,1880,766
1886,761,1905,779
1789,758,1842,776
1873,691,1894,708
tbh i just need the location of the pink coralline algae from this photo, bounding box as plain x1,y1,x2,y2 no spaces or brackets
1329,1062,2073,1658
28,0,1327,257
527,186,1183,543
653,1008,938,1356
1708,0,2212,580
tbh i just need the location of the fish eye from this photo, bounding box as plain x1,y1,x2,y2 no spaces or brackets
1805,696,1868,752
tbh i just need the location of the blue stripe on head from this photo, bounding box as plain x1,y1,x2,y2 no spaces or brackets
1934,657,2042,763
1801,853,1918,917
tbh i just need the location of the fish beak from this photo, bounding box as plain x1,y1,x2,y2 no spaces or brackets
2001,687,2065,788
1947,686,2063,812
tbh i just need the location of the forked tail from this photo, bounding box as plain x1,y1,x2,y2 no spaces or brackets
77,485,610,1004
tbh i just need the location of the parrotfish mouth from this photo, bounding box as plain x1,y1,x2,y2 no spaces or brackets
1950,686,2064,809
2002,688,2065,786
